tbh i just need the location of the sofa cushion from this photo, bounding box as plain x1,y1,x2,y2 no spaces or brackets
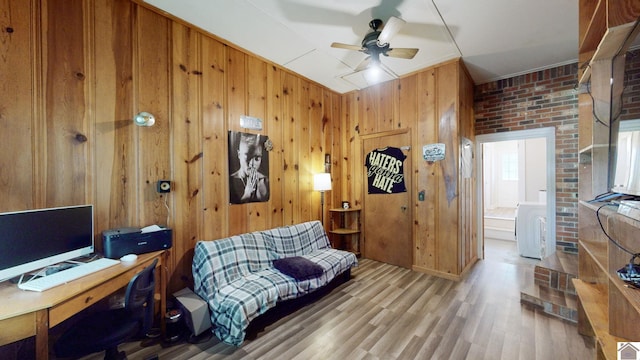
273,256,324,280
265,221,331,258
192,232,274,296
211,270,294,345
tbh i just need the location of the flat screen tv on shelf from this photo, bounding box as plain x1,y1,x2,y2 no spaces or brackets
611,119,640,196
0,204,94,282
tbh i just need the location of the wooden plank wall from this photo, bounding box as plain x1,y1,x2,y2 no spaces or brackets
0,0,339,292
341,60,477,279
0,0,475,292
458,63,477,275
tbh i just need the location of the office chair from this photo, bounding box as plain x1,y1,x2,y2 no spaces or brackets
54,258,158,360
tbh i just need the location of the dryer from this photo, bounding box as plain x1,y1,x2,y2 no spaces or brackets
515,202,547,259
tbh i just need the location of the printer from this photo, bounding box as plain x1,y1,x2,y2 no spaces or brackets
102,225,172,259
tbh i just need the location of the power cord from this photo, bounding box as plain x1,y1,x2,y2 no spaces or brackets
163,194,170,226
595,202,638,257
584,62,628,128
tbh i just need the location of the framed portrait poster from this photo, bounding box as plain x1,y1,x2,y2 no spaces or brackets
228,131,270,204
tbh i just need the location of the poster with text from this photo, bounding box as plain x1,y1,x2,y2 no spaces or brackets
365,147,407,194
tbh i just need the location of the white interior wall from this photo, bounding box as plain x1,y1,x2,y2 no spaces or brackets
523,138,547,202
484,140,519,210
484,138,547,211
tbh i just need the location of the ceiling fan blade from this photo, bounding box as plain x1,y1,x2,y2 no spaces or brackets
331,42,364,51
386,47,419,59
354,56,372,72
377,16,406,45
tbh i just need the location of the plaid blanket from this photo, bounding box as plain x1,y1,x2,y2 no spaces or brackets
192,221,357,346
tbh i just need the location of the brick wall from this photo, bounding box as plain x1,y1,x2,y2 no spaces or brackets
474,64,580,252
621,50,640,121
474,49,640,253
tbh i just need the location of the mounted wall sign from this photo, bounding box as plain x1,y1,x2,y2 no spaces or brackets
423,143,445,162
240,115,263,130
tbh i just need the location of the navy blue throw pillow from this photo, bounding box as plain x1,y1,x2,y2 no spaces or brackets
273,256,324,280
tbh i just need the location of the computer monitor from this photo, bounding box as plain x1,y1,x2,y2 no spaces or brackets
0,204,94,282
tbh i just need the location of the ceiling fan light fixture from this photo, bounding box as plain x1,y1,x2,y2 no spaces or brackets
341,64,395,89
371,52,381,65
364,65,389,85
331,16,418,79
376,16,406,47
369,19,383,31
365,66,382,83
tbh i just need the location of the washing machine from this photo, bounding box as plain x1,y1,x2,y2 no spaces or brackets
515,202,547,259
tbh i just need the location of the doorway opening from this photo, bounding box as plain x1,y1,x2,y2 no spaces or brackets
475,128,556,262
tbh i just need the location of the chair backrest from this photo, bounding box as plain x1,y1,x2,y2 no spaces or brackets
124,258,158,335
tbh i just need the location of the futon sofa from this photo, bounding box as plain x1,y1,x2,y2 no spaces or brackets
192,220,358,346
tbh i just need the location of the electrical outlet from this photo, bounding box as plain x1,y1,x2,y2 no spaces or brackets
157,180,171,193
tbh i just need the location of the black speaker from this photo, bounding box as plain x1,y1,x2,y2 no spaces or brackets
157,180,171,193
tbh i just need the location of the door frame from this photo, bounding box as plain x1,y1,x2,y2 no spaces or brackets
360,128,413,265
475,127,556,259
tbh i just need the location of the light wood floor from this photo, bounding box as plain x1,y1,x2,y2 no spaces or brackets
76,240,594,360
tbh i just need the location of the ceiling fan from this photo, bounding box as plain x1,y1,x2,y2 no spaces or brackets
331,16,419,72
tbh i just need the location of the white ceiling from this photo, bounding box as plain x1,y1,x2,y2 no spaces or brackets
143,0,579,93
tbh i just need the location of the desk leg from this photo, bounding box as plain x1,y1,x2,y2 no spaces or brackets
35,309,48,360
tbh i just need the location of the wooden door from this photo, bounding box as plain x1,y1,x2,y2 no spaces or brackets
362,130,412,268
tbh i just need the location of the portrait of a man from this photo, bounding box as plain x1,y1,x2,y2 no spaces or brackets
228,131,270,204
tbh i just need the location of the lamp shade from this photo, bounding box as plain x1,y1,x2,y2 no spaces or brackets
313,173,332,192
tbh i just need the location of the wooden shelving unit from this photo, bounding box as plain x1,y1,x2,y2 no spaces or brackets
576,202,640,359
578,0,640,85
328,208,361,256
576,1,640,359
573,280,624,358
